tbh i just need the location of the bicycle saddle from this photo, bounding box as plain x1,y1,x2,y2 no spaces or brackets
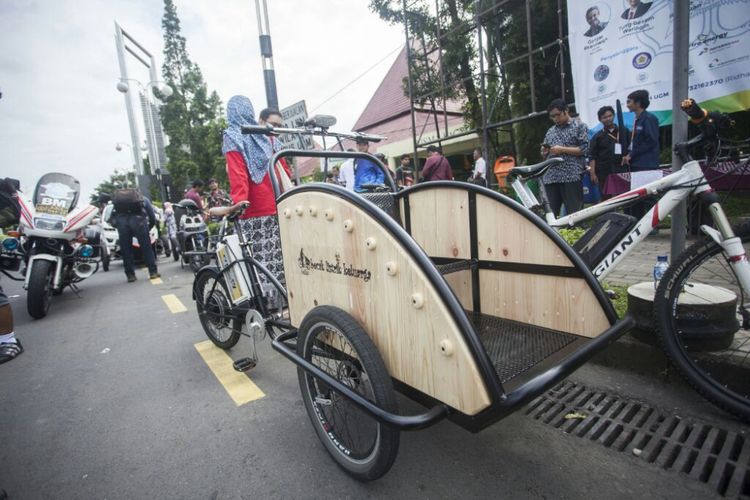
508,157,563,180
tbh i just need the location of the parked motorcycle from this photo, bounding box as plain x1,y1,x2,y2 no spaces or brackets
11,173,100,318
173,199,210,272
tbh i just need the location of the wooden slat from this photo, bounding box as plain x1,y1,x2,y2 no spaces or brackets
407,189,471,259
278,192,491,416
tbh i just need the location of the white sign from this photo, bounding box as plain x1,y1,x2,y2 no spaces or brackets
280,100,313,150
567,0,750,127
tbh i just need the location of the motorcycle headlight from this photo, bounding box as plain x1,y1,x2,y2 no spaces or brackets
1,237,19,251
34,217,65,231
78,244,94,258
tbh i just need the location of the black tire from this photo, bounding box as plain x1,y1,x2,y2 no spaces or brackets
654,222,750,421
297,306,399,481
194,269,241,349
27,259,53,319
102,251,110,272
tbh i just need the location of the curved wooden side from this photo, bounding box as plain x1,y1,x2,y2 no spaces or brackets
402,185,612,338
277,191,492,416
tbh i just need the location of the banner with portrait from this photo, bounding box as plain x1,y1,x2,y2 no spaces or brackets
567,0,750,127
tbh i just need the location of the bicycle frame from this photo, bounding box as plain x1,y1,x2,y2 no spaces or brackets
510,160,750,288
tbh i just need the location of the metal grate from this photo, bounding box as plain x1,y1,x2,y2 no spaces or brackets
360,192,398,220
468,312,579,384
525,380,750,498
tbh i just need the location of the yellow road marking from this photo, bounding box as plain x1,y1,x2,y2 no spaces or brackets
162,294,187,313
194,341,265,406
150,277,163,285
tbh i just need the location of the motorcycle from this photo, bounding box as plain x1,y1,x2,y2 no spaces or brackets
173,199,210,272
11,173,100,319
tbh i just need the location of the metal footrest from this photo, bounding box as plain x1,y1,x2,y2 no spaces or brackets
233,357,257,372
435,259,475,275
467,311,580,384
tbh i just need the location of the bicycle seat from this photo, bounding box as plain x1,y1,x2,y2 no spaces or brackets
176,199,201,212
508,158,563,180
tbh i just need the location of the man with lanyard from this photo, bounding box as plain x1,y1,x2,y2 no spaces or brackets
589,105,628,198
353,137,385,192
622,89,660,225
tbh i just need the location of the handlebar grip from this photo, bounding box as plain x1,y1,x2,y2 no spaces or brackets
241,125,273,135
681,98,708,124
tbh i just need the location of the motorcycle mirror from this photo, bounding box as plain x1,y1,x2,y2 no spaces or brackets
305,115,337,129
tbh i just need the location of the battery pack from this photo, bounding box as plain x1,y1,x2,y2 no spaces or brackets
573,213,637,269
215,234,254,305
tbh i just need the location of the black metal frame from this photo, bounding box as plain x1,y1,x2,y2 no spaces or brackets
268,176,632,432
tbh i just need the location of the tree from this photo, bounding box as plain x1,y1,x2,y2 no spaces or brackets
160,0,226,195
369,0,569,164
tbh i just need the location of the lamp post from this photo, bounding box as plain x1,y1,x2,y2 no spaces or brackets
116,78,172,202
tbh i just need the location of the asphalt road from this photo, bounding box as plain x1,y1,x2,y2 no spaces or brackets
0,256,739,499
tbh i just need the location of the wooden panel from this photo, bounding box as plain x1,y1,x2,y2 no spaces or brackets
478,269,611,338
442,269,473,310
407,189,470,259
475,195,573,267
277,192,491,415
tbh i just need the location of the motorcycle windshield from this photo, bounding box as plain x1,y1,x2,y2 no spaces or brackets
33,173,81,216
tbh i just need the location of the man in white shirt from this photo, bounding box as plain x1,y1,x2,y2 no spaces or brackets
470,147,487,187
338,149,356,191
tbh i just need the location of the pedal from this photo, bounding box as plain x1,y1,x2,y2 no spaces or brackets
233,357,256,372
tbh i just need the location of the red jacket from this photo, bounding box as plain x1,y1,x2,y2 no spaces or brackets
226,151,293,219
421,154,453,181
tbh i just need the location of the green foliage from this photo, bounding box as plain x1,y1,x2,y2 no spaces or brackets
369,0,571,165
160,0,225,196
602,282,629,318
89,171,137,204
558,226,586,245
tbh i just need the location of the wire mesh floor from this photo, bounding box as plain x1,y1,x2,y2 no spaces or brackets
467,311,581,384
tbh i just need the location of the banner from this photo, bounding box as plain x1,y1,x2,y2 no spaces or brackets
567,0,750,127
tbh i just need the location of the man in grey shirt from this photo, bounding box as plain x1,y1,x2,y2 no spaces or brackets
541,99,589,216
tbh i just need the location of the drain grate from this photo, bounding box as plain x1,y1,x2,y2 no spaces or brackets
525,381,750,498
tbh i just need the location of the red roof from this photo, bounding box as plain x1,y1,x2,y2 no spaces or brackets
353,43,464,131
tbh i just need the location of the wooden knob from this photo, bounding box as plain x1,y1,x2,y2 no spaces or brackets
295,205,304,216
324,209,334,221
343,219,354,232
308,206,318,217
385,261,398,276
439,339,454,356
411,293,424,309
283,208,292,218
365,237,377,250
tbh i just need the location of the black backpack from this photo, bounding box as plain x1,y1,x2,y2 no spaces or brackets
113,188,144,214
0,177,21,228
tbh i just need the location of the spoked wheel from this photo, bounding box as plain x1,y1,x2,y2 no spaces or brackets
297,306,399,481
194,270,241,349
654,222,750,421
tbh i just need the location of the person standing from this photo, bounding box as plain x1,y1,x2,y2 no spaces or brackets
589,105,628,197
111,191,160,282
421,145,453,182
541,99,589,216
623,89,661,224
470,147,487,187
338,149,356,190
222,95,289,303
353,138,385,192
0,177,23,363
206,179,231,210
395,154,414,187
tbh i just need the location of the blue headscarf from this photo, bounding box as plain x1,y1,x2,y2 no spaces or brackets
222,95,274,185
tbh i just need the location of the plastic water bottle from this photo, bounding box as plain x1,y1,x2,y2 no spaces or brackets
653,255,669,290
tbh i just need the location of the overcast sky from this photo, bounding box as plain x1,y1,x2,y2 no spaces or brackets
0,0,404,202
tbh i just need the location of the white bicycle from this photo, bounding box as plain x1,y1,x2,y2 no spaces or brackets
508,98,750,420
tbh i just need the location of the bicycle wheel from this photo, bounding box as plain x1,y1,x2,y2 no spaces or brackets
297,306,399,481
194,270,241,349
654,222,750,420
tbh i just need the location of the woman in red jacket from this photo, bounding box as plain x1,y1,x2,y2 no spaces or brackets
222,95,290,304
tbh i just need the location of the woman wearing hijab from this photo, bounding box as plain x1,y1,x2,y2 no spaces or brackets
222,95,291,301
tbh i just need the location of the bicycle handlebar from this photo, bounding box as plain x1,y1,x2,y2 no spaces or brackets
241,125,386,143
674,97,735,162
